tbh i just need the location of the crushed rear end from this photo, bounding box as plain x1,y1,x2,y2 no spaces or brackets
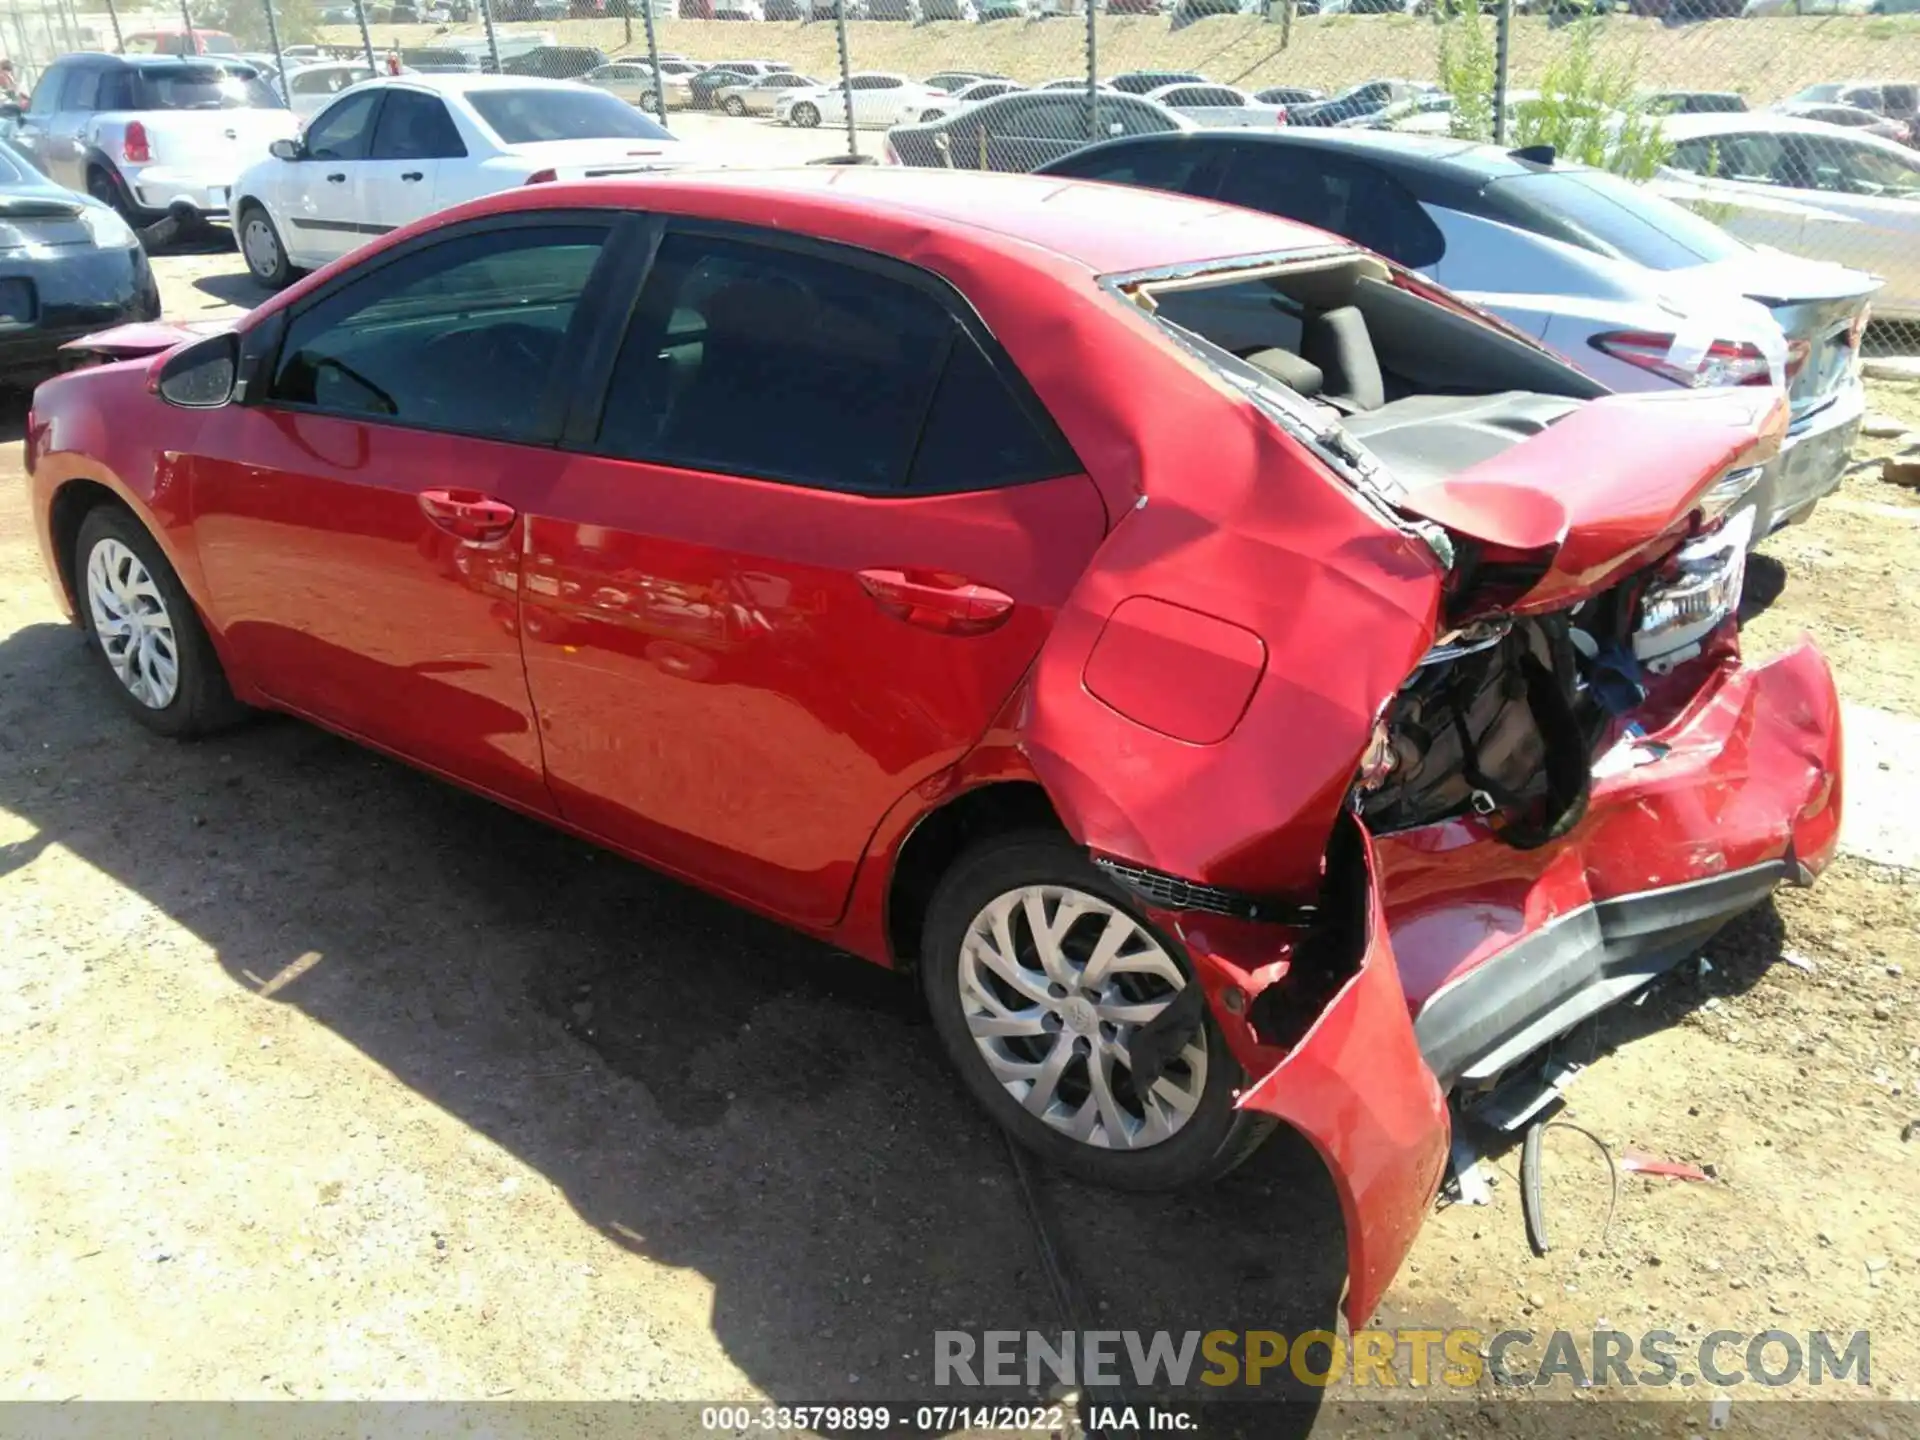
1016,247,1842,1326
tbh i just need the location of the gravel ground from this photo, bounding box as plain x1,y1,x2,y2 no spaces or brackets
0,244,1915,1434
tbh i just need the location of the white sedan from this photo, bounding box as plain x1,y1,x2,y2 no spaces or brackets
282,60,382,120
775,73,947,130
1650,111,1920,322
232,74,683,288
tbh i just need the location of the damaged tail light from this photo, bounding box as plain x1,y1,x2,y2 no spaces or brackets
123,121,152,165
1633,505,1755,672
1591,330,1773,389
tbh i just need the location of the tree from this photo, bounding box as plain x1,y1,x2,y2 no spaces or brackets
189,0,323,48
1432,4,1671,180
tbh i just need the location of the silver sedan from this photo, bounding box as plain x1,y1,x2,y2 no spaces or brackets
714,72,822,118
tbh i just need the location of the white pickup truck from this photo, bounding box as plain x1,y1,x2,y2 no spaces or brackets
10,52,298,223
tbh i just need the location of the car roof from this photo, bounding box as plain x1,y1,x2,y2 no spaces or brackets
453,168,1342,277
364,72,608,96
1086,127,1553,195
68,51,257,68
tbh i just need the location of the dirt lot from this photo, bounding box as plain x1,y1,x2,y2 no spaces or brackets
1,245,1917,1435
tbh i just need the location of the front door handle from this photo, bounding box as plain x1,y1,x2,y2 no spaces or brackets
401,170,423,181
857,568,1014,636
326,171,346,183
419,488,516,543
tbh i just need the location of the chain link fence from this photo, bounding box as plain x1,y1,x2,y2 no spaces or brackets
2,0,1913,346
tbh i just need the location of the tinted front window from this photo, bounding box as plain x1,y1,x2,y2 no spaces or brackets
269,225,605,441
1482,168,1747,270
371,90,467,159
129,62,282,109
305,90,382,160
468,87,671,143
1213,148,1444,267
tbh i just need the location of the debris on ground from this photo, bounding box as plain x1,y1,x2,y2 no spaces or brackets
1618,1151,1713,1182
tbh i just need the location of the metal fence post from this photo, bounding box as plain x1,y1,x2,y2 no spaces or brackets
1085,0,1097,141
834,0,855,158
623,0,632,49
1492,0,1511,145
103,0,123,49
354,0,377,69
179,0,195,51
639,0,664,126
262,0,287,102
479,0,500,74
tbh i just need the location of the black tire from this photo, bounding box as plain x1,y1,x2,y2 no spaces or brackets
921,830,1273,1191
86,166,139,227
791,101,820,128
640,88,660,112
236,202,295,289
73,504,248,739
722,94,747,116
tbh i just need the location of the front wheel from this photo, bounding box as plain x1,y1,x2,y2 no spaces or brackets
921,831,1272,1191
722,94,747,116
919,107,945,122
639,88,660,112
791,101,820,128
237,202,294,289
75,505,247,738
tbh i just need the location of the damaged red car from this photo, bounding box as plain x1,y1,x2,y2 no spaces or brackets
26,169,1842,1328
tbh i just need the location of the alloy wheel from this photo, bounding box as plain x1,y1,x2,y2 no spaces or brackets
793,101,820,128
724,95,746,115
86,537,180,709
958,884,1207,1151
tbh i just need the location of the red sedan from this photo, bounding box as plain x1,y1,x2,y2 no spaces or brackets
25,169,1841,1326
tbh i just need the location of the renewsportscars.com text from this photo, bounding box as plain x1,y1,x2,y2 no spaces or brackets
933,1329,1872,1390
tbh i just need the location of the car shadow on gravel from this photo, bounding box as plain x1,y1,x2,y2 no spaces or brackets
0,617,1353,1424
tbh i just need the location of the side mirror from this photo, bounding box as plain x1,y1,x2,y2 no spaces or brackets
156,333,239,409
268,137,303,161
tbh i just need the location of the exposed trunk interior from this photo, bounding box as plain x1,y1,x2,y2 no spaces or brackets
1148,255,1606,489
1131,253,1744,848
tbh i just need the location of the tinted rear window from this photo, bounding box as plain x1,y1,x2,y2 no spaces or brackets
128,63,284,110
467,87,672,143
1481,167,1747,270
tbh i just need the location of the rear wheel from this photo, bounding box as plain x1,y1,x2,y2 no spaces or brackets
921,831,1271,1190
791,101,820,128
639,88,660,112
722,94,747,116
75,505,247,739
237,202,294,289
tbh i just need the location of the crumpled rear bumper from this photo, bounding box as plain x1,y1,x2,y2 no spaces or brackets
1158,824,1450,1331
1161,637,1841,1331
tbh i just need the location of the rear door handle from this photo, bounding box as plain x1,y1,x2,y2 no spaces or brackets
401,170,423,181
857,568,1014,636
418,488,516,543
326,171,346,183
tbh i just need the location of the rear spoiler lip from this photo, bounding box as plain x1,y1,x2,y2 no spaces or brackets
59,318,236,364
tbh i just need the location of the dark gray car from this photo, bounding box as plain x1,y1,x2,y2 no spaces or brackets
0,136,160,386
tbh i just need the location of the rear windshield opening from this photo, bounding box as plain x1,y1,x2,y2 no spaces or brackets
125,63,284,110
1483,168,1748,271
467,87,673,145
